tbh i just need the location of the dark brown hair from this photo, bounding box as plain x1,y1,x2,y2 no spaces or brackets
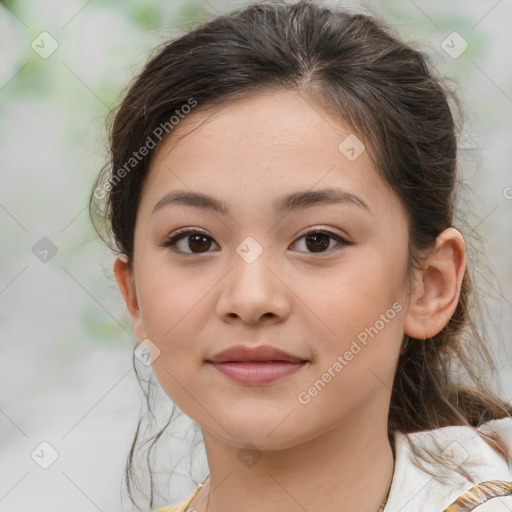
89,0,512,508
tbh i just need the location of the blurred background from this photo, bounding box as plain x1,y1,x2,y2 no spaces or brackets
0,0,511,510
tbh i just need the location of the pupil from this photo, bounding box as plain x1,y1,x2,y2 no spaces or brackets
306,233,329,252
189,234,210,253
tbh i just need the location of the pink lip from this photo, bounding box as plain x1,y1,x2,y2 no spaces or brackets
208,344,306,363
206,344,309,384
209,361,307,384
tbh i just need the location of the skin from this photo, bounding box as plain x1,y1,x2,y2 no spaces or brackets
113,88,467,512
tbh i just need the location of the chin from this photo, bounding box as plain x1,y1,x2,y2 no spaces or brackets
207,411,312,452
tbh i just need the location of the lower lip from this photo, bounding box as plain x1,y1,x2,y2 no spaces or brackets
209,361,307,384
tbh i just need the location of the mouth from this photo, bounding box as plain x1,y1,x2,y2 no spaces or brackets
206,344,310,384
206,359,309,384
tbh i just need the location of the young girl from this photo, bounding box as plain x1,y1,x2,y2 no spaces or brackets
89,1,512,511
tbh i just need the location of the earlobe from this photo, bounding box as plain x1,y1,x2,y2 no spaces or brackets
113,254,147,341
403,227,467,340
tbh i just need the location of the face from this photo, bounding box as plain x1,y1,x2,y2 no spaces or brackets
121,89,412,451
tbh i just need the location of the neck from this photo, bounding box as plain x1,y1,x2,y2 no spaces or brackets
194,421,395,512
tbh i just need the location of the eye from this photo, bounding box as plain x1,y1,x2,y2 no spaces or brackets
161,227,350,255
161,228,219,254
291,229,350,254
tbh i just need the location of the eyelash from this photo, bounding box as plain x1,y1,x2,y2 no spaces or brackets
161,227,351,255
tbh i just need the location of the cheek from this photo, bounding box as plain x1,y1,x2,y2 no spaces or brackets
137,265,208,343
293,305,405,429
135,267,212,402
306,257,404,342
299,249,406,391
139,275,210,414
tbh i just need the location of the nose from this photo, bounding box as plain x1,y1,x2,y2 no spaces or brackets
215,242,291,325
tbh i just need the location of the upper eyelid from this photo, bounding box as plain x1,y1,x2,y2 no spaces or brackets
295,226,347,239
167,226,347,240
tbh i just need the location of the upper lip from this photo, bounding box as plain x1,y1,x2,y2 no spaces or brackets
208,344,307,363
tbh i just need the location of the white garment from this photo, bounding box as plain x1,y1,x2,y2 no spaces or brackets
384,417,512,512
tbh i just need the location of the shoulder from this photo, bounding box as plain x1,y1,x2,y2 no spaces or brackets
384,416,512,512
152,478,206,512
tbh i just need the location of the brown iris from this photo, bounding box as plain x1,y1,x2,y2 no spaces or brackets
187,233,212,253
304,232,331,253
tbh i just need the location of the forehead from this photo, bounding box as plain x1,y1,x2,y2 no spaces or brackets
140,88,402,221
154,89,358,162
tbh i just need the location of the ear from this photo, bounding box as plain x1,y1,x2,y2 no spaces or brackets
404,227,467,339
113,254,147,342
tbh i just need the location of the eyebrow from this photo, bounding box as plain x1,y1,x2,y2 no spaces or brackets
151,187,370,216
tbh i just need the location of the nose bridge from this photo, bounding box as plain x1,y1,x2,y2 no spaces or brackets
217,234,290,323
232,234,277,293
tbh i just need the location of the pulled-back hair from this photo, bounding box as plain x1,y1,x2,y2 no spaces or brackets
89,1,512,508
